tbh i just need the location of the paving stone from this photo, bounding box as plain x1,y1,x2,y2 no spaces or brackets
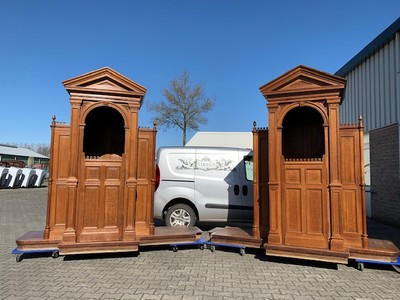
2,188,400,300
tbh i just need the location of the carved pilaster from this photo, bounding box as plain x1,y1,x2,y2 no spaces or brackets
358,116,368,248
62,98,82,243
252,122,260,238
43,115,57,239
266,104,282,245
123,104,139,241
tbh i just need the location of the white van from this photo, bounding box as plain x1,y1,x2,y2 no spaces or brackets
154,147,253,227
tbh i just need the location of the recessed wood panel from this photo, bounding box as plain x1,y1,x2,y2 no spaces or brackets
54,185,68,224
86,166,100,180
58,135,71,178
285,188,302,232
342,189,358,234
83,186,100,227
137,139,150,179
285,169,301,184
340,136,356,184
136,184,148,221
305,169,322,185
106,166,120,180
305,189,323,234
104,186,119,227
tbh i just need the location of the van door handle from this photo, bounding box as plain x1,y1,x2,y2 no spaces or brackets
234,184,240,195
242,185,248,196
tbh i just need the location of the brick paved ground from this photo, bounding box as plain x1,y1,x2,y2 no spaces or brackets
1,188,399,300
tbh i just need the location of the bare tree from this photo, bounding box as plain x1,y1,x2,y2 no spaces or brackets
35,143,51,157
148,72,215,145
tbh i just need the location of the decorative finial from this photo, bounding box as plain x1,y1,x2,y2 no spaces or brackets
358,115,364,128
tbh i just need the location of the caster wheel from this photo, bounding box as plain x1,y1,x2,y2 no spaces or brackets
16,254,23,263
357,262,364,271
200,244,205,250
172,246,178,252
210,245,215,253
52,251,59,259
240,248,245,256
393,265,400,273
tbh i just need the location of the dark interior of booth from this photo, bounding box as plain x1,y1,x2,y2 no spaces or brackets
282,106,325,159
83,106,125,157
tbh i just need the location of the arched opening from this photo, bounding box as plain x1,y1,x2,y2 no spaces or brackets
282,106,324,159
83,106,125,157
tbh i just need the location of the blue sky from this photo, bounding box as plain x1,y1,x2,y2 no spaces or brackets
1,1,399,148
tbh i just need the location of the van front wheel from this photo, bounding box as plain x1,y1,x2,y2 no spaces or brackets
165,204,196,227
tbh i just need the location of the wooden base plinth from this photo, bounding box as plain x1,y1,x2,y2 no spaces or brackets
58,241,139,255
264,238,400,264
208,226,263,248
264,243,349,264
16,231,60,251
349,238,399,262
138,226,202,246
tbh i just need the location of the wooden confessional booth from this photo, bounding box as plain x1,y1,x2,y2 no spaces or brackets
16,67,200,255
252,65,399,263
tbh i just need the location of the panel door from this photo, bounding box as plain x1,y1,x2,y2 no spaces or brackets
282,161,329,249
77,155,124,243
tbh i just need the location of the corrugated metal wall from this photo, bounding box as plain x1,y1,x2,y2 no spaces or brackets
340,32,400,132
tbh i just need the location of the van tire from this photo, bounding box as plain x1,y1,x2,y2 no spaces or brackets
165,204,196,227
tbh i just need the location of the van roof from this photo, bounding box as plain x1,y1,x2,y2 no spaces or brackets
158,146,252,152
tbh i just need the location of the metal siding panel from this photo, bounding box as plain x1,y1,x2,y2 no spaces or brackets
373,54,381,128
379,48,385,126
341,33,399,132
355,69,360,124
366,59,372,131
395,33,400,124
389,39,397,123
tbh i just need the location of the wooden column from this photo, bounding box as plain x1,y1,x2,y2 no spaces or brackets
148,123,157,235
358,116,369,248
62,98,82,243
43,115,57,239
327,99,344,250
266,103,282,245
252,122,260,238
123,103,139,241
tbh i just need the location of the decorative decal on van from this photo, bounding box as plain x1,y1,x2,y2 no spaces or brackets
177,158,196,169
177,157,233,171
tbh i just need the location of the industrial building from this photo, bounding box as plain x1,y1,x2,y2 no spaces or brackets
336,17,400,226
0,144,49,169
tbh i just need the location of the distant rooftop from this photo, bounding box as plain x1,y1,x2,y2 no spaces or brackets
336,17,400,77
186,132,253,149
0,144,48,159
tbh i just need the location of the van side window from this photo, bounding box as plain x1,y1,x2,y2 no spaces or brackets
244,156,253,181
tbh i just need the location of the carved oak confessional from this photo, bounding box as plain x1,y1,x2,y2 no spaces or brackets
252,65,399,263
16,67,200,255
15,65,398,263
210,65,398,263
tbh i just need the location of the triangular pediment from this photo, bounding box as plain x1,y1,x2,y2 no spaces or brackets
259,65,346,98
63,67,147,96
280,76,325,91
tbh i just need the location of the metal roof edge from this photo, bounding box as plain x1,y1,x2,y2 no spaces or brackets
335,17,400,77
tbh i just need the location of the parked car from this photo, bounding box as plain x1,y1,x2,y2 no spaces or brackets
154,146,253,227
